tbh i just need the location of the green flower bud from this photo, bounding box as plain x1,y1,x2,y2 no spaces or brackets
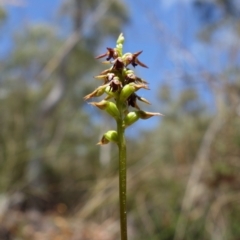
117,33,124,45
116,43,123,49
97,130,119,145
89,100,120,120
123,110,163,127
119,83,149,102
123,111,140,127
120,83,135,102
116,33,124,56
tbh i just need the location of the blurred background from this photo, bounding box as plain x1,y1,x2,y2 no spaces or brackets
0,0,240,239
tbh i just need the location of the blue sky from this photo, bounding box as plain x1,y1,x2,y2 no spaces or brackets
1,0,223,131
122,1,215,113
1,1,59,54
3,0,208,81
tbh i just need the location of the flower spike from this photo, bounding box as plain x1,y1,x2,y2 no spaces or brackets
84,33,163,240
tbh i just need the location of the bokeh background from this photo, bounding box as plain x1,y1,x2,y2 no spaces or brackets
0,0,240,239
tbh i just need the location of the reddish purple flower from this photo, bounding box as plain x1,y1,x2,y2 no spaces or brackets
95,47,118,61
125,51,148,68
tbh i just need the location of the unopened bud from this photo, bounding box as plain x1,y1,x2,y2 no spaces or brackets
120,83,149,102
117,33,125,45
123,111,140,127
89,100,120,120
116,33,124,56
97,130,118,145
116,43,123,50
116,44,123,56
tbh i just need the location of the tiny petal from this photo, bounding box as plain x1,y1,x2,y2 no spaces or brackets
84,84,109,100
109,77,122,92
113,58,124,70
95,74,107,79
100,68,113,75
126,73,148,84
101,61,112,64
127,93,138,108
133,51,148,68
136,95,151,105
135,76,148,84
104,95,114,100
96,48,118,61
138,110,164,119
94,73,115,84
133,50,143,57
135,58,148,68
95,52,108,59
97,137,109,145
89,101,105,110
106,47,118,60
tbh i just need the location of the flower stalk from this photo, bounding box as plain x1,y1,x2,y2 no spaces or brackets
84,33,163,240
116,99,127,239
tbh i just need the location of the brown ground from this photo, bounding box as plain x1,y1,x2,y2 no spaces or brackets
0,209,120,240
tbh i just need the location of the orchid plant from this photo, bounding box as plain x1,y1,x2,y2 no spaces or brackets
84,33,162,240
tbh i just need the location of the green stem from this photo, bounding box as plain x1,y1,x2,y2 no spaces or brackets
117,103,128,240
